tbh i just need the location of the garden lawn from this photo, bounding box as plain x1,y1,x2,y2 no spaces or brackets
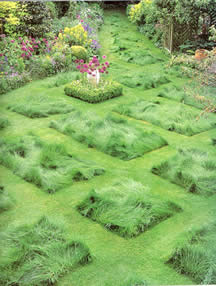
1,8,216,286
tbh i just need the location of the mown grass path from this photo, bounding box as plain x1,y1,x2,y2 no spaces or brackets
1,9,216,285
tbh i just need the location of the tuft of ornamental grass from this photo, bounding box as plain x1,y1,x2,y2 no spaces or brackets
152,148,216,195
117,71,170,90
118,48,163,66
158,85,216,110
168,224,216,284
0,186,14,213
0,117,10,130
0,216,91,286
77,180,181,238
0,135,104,193
114,99,216,136
46,71,80,88
7,94,75,118
50,111,167,160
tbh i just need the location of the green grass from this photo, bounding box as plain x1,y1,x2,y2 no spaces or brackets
50,111,167,160
121,276,148,286
78,180,181,238
115,99,216,136
0,117,10,129
168,224,216,284
0,185,13,213
7,94,75,118
46,70,80,88
0,135,104,193
152,148,216,195
117,71,170,90
0,216,91,285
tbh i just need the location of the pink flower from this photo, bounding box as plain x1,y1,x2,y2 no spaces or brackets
80,59,84,63
19,37,22,40
5,72,8,75
37,41,41,44
34,45,38,48
21,53,25,57
83,64,88,68
105,61,109,66
11,40,15,43
102,55,106,59
76,65,81,69
77,15,80,19
0,54,3,57
80,19,84,23
88,71,92,75
75,59,79,63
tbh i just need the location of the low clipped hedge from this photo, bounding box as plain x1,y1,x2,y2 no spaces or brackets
64,79,123,103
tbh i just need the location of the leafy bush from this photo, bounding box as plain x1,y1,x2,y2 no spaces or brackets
0,186,13,213
115,99,216,136
168,224,216,284
0,135,104,193
78,180,181,238
71,45,88,60
50,111,167,160
0,72,31,95
7,94,75,118
65,79,123,103
0,117,9,129
152,148,216,195
0,216,91,285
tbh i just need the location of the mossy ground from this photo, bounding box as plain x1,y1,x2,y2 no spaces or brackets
0,8,216,286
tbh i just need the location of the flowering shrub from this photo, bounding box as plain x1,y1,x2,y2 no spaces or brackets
58,24,91,48
129,0,152,24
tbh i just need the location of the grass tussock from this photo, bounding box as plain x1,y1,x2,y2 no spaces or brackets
152,148,216,195
50,111,167,160
46,71,80,88
117,71,170,90
0,117,10,130
115,99,216,136
7,95,75,118
168,224,216,284
77,180,181,238
122,276,148,286
0,186,14,213
0,216,91,286
0,135,104,193
158,85,216,110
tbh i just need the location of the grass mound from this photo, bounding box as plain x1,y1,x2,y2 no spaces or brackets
50,111,167,160
0,135,104,193
46,71,80,88
64,79,123,103
152,148,216,195
77,180,181,238
115,99,216,136
117,72,170,89
168,224,216,284
0,216,91,285
118,49,163,66
0,117,10,130
0,186,13,213
7,95,75,118
158,85,216,110
122,276,148,286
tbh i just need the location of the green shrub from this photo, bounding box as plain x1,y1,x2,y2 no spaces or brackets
78,180,181,238
64,79,123,103
115,99,216,136
0,73,31,95
0,135,104,193
0,216,91,285
0,186,13,213
8,94,75,118
0,117,10,130
71,45,88,60
152,148,216,195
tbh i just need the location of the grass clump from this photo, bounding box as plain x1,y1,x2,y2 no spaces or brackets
64,79,123,103
115,99,216,136
0,135,104,193
0,216,91,285
168,224,216,284
7,95,75,118
50,111,167,160
77,180,181,238
0,186,14,213
118,48,163,66
117,72,170,89
0,117,10,130
152,148,216,195
46,71,80,88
